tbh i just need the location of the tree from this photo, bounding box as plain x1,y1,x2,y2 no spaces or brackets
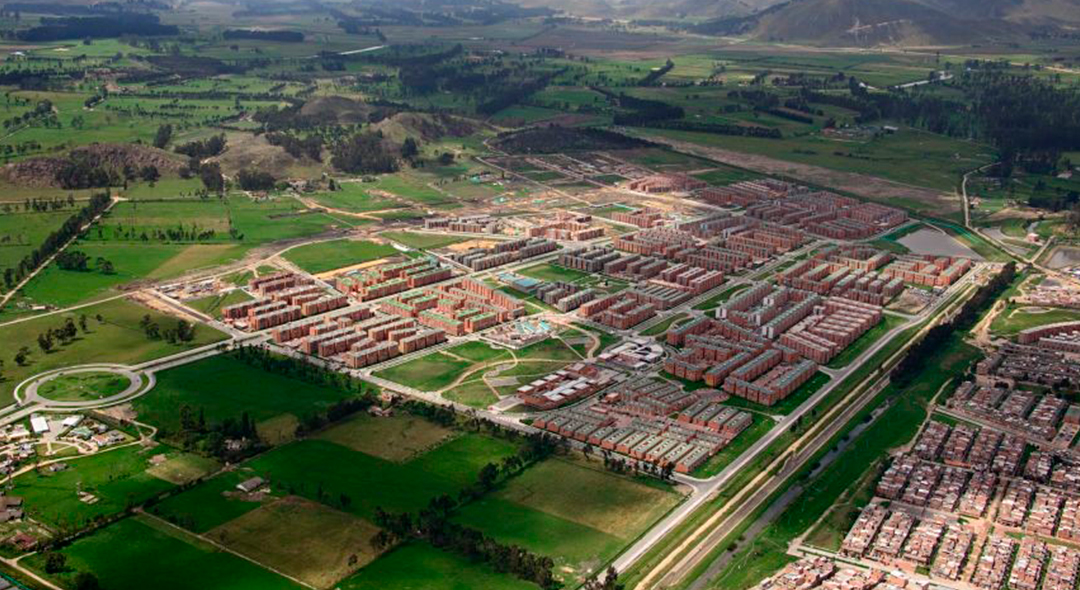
14,346,29,366
74,572,101,590
401,137,419,159
37,332,53,353
199,162,224,194
44,551,66,573
153,124,172,149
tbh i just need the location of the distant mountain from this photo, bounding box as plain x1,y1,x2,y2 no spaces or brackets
515,0,1080,46
746,0,1021,46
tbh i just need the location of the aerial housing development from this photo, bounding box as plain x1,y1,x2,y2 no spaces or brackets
0,2,1077,590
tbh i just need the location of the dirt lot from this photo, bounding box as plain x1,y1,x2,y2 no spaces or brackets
634,133,959,216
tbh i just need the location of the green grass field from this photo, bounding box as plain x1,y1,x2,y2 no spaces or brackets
373,352,473,392
380,231,469,250
186,289,254,319
21,242,245,307
35,370,131,402
132,355,355,441
990,305,1080,336
316,413,454,462
0,298,227,406
339,542,535,590
281,239,398,274
12,444,179,529
442,341,511,363
455,458,681,585
27,515,301,590
240,435,518,522
149,470,271,534
207,496,383,589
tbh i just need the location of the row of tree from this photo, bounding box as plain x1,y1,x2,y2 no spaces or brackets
892,261,1017,387
2,192,110,291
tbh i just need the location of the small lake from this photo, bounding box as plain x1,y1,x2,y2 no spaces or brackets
897,227,983,259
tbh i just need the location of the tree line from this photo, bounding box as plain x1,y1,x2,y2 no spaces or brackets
892,261,1017,388
2,192,109,291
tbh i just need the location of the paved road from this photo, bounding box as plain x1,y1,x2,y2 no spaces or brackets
611,267,980,584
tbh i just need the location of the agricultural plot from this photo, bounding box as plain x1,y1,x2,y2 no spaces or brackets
316,413,454,462
11,444,184,529
132,355,356,444
206,496,383,589
27,515,301,590
306,183,401,213
455,458,681,584
0,298,227,405
0,209,75,282
21,241,245,307
339,542,535,590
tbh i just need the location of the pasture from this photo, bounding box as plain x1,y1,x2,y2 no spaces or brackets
0,298,227,405
27,515,301,590
131,355,355,443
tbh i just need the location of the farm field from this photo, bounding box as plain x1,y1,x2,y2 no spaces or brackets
26,515,301,590
455,458,682,585
12,444,189,529
206,496,384,589
339,542,536,590
131,355,356,443
316,412,454,462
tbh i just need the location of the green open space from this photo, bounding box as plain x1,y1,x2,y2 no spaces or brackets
826,314,907,369
372,351,473,392
457,459,681,583
442,341,511,363
281,239,398,274
990,304,1080,336
12,444,179,529
443,379,500,409
186,289,254,319
380,231,468,250
339,542,535,590
207,496,383,589
35,370,132,402
21,241,246,307
27,515,301,590
0,298,227,406
132,355,355,442
316,412,455,462
307,183,400,213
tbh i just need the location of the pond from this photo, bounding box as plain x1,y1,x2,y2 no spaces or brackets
897,227,982,259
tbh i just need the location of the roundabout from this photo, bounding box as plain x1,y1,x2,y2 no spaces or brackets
15,364,154,410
